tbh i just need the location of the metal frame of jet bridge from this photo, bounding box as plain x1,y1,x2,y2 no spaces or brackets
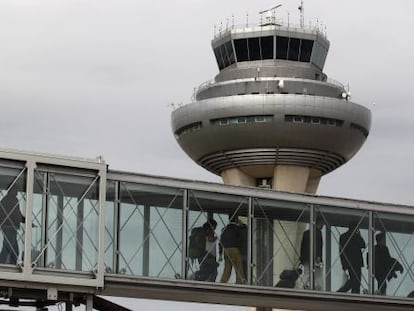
0,147,413,311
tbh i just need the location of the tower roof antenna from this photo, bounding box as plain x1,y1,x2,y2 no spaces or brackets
298,1,305,28
259,4,282,26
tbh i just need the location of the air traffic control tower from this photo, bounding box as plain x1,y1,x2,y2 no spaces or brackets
171,5,371,282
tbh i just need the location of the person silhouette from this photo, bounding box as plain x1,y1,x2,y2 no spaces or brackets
337,221,366,294
0,186,24,264
219,218,245,284
196,219,219,282
300,218,324,290
370,232,403,295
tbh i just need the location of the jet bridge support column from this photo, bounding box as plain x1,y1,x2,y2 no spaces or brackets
86,295,93,311
272,166,320,285
234,166,321,311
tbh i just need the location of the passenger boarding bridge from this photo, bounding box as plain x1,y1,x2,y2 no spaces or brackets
0,148,413,310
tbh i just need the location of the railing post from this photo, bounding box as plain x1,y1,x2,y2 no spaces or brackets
113,181,120,273
310,204,315,290
325,224,332,291
75,199,84,271
143,205,150,276
40,172,49,268
96,163,107,286
23,160,36,275
247,196,253,284
181,189,189,279
56,194,63,270
368,211,374,295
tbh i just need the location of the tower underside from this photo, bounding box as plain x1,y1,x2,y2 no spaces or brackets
172,94,370,180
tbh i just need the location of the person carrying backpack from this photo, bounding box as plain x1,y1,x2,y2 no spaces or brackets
189,218,218,282
219,218,245,284
367,232,404,295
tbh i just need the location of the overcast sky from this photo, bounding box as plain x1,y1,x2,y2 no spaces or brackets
0,0,414,310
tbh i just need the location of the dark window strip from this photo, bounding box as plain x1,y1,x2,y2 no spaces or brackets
350,123,369,137
175,122,203,136
285,115,344,127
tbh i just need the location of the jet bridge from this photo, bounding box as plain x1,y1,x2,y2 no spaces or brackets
0,148,413,310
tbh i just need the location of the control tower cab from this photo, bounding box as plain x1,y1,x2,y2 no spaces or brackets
171,8,371,192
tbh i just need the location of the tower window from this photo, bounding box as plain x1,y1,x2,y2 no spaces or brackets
293,116,303,123
311,117,320,124
213,46,225,70
327,119,336,126
285,114,344,127
276,36,289,60
227,36,317,65
288,38,300,61
213,41,236,70
248,37,261,61
234,39,249,62
311,41,328,70
211,115,273,126
224,40,235,65
261,36,274,59
285,115,293,122
350,123,369,137
220,44,230,67
175,122,203,137
300,39,314,62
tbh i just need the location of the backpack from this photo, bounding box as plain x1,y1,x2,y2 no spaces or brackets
189,227,206,260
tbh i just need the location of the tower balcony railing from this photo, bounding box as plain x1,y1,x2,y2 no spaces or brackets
214,20,327,40
326,77,345,89
189,76,345,102
192,79,215,99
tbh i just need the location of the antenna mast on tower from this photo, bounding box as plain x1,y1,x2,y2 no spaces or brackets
298,1,305,28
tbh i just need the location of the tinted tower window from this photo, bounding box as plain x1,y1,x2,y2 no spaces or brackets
213,47,225,70
234,39,249,62
248,37,261,61
225,41,235,65
220,44,230,67
319,46,328,69
311,42,327,69
300,39,314,62
260,36,274,59
276,36,289,59
288,38,300,61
